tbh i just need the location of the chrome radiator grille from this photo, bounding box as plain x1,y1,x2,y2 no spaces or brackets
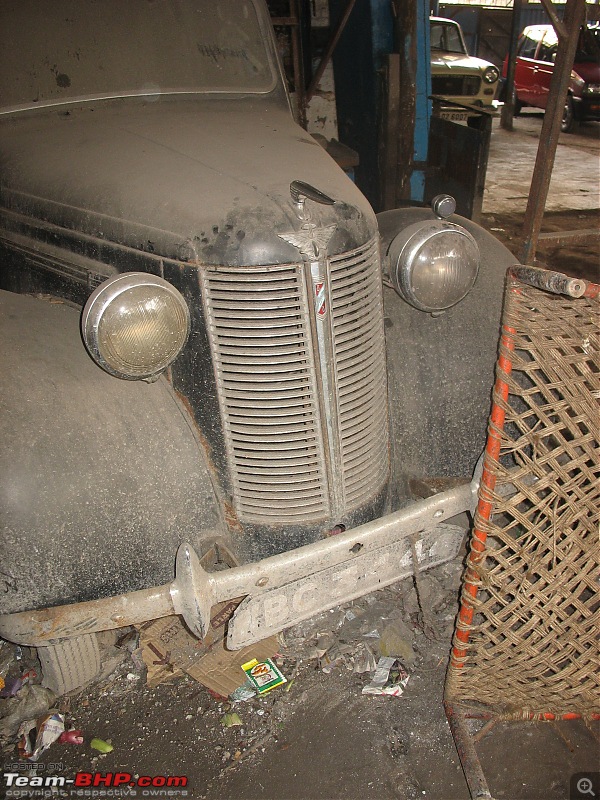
431,75,481,97
201,238,389,524
330,241,389,506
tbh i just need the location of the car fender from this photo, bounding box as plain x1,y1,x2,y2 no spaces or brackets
378,207,516,486
0,289,228,615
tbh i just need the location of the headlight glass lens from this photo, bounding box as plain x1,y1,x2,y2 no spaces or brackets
82,274,190,379
483,66,499,84
390,222,480,312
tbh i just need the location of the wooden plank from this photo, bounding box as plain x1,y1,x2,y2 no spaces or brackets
537,229,600,247
379,54,401,211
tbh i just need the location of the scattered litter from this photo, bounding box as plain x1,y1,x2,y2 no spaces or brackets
0,643,14,692
230,681,257,703
137,613,279,698
196,638,279,699
362,657,410,697
378,620,416,666
221,712,242,728
90,737,113,754
0,685,55,741
115,629,139,653
137,617,192,688
352,643,377,674
58,729,84,745
0,676,25,698
315,632,335,658
0,644,40,701
242,658,287,694
319,643,353,674
18,712,65,760
363,629,380,639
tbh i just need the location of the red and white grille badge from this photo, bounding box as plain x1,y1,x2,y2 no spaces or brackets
315,281,327,317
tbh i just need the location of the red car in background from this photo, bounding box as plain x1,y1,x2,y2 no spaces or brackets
502,22,600,132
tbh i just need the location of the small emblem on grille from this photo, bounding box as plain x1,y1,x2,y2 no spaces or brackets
279,223,336,259
315,281,327,317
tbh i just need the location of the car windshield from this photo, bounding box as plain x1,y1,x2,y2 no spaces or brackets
0,0,276,113
430,21,467,55
578,25,600,63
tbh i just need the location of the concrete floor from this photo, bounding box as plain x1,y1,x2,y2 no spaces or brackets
483,110,600,214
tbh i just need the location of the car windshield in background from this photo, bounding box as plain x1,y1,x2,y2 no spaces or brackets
518,23,600,64
0,0,276,113
430,21,467,55
579,24,600,61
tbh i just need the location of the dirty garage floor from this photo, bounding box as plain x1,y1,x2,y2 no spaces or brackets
1,114,599,800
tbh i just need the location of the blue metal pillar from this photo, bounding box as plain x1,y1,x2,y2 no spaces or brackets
330,0,431,208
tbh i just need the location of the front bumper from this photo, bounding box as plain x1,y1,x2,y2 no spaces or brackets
580,94,600,121
0,477,479,651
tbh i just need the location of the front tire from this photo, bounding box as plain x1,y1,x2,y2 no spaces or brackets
561,95,575,133
38,633,101,695
512,87,523,116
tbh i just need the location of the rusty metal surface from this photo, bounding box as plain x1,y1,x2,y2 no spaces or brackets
0,479,478,648
445,703,495,800
509,264,587,296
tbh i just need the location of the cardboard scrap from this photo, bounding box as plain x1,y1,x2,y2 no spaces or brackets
189,636,279,698
138,618,187,688
138,598,243,688
138,608,279,697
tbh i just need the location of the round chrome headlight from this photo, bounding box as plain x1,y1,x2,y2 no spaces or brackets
388,221,480,313
82,273,190,380
483,65,499,84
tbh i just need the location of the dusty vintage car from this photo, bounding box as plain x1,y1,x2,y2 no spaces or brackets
0,0,516,694
501,23,600,132
430,16,500,121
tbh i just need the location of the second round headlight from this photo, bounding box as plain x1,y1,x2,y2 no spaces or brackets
388,221,480,313
483,65,499,84
82,273,190,380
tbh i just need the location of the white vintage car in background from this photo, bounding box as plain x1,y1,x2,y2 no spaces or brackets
431,16,500,120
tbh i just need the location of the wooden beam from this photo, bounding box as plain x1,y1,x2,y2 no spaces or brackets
519,0,587,263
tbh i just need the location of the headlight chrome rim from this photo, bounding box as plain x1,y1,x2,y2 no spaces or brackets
82,272,190,380
388,220,480,313
483,66,499,84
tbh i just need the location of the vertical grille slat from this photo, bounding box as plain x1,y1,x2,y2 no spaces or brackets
202,237,389,524
330,240,389,507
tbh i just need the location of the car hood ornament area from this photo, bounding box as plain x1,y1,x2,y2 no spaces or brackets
278,180,337,259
